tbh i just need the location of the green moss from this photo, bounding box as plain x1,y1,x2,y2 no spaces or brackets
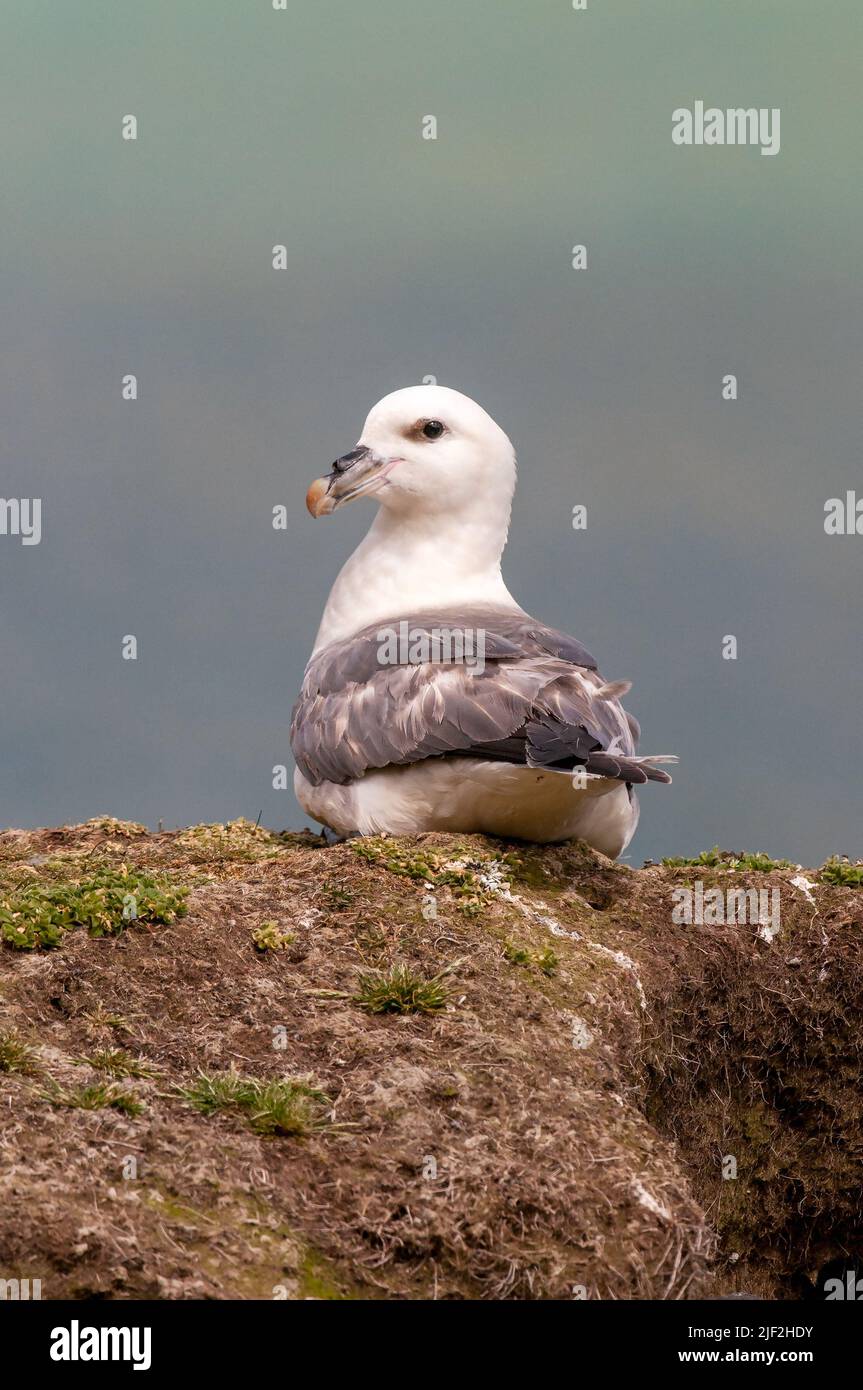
141,1183,358,1299
144,1190,211,1225
0,864,188,950
741,1103,779,1147
297,1248,352,1300
141,1187,288,1296
352,838,508,914
501,850,557,889
177,1070,330,1137
503,940,558,976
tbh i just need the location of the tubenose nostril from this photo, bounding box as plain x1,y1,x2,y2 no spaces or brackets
332,446,368,474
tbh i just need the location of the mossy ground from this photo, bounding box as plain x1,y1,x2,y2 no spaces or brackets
0,817,861,1300
0,862,187,949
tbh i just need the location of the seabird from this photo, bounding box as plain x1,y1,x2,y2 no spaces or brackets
291,385,674,856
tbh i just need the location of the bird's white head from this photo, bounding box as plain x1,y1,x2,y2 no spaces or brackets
306,384,516,521
307,386,521,648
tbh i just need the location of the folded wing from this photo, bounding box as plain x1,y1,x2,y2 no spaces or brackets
291,606,674,789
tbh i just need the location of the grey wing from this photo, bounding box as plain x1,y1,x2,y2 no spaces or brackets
291,607,674,788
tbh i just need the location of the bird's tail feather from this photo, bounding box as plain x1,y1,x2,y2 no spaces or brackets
583,752,678,785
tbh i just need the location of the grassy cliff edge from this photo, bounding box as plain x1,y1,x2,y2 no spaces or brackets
1,818,861,1300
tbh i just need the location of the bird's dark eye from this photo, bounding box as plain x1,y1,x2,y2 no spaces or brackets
422,419,445,440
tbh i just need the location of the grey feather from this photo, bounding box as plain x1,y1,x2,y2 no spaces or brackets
291,606,674,789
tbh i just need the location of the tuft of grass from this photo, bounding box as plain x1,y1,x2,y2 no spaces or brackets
820,856,863,887
42,1080,144,1117
76,1047,155,1078
320,882,354,912
661,847,792,872
177,1071,329,1137
252,921,295,952
0,864,187,950
0,1029,39,1074
503,940,558,976
81,1005,134,1034
354,962,449,1015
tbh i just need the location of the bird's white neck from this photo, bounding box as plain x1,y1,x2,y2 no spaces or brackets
313,495,517,651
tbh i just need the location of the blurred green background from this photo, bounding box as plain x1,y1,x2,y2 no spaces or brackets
1,0,860,862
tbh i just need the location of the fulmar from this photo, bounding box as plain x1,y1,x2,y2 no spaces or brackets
291,385,674,856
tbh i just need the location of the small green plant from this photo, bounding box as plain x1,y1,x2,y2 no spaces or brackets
177,1071,329,1137
76,1047,155,1078
176,819,284,863
503,940,558,975
535,947,558,975
662,847,792,872
81,1005,133,1033
351,839,506,914
86,816,148,838
252,921,295,952
820,856,863,886
320,882,354,912
0,1030,38,1074
0,864,187,950
503,941,532,967
735,852,793,872
42,1081,144,1117
354,963,449,1015
662,848,726,868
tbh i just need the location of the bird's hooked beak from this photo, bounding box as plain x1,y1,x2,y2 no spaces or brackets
306,445,398,517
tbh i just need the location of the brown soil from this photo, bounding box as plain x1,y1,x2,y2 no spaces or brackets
1,818,860,1300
